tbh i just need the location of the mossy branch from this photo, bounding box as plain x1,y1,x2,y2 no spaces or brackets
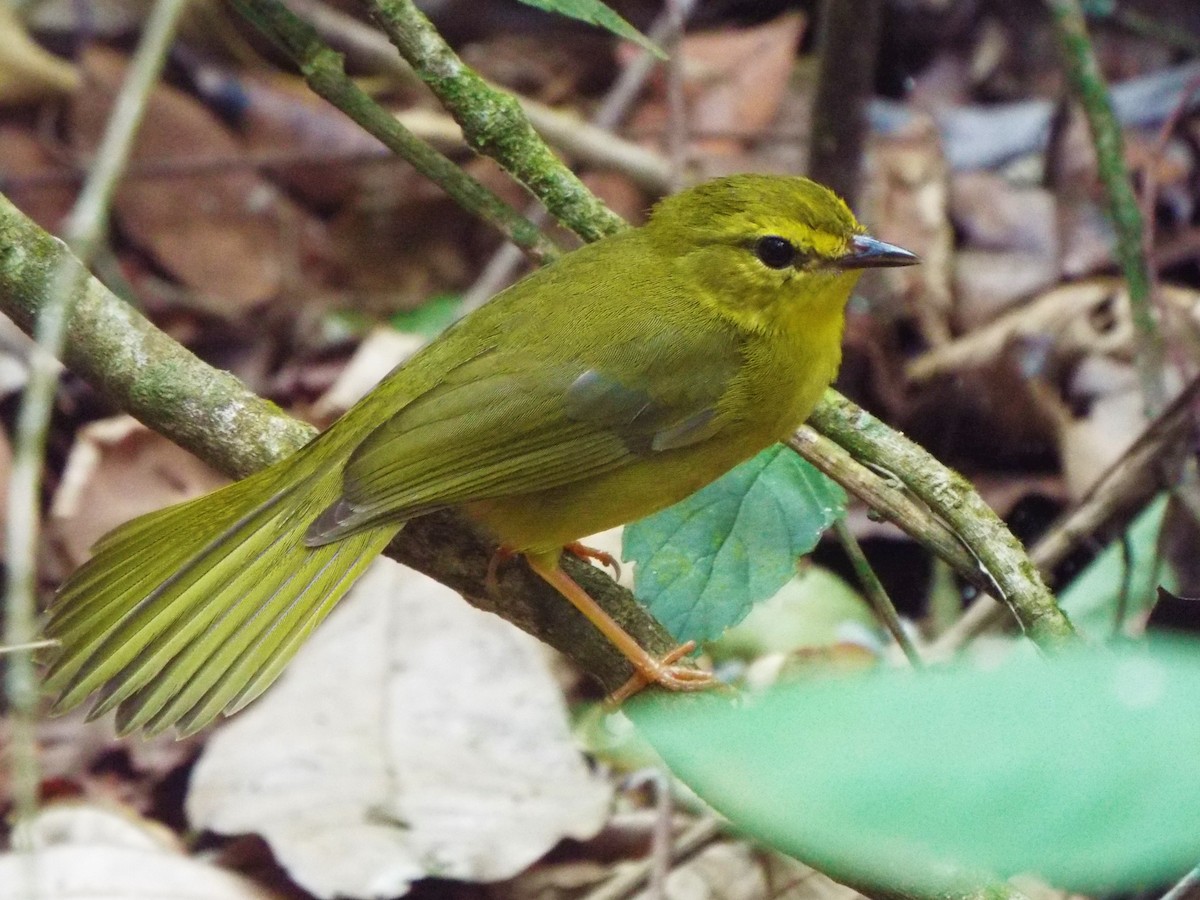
807,392,1077,648
362,0,627,242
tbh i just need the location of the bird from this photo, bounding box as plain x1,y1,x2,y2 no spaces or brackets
42,174,918,735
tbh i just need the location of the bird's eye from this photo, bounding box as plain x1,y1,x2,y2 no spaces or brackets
754,236,796,269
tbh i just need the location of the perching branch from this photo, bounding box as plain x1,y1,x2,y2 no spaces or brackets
807,392,1078,649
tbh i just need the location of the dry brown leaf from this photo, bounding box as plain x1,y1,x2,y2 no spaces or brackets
683,15,805,150
70,47,308,313
906,279,1135,383
49,415,228,568
0,126,77,231
0,803,274,899
949,172,1061,327
1056,356,1146,500
192,65,392,209
312,326,423,420
0,5,79,105
861,115,954,345
324,158,508,309
952,249,1061,330
625,14,805,158
187,561,612,900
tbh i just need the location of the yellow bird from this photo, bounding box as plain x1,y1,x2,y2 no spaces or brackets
44,174,917,735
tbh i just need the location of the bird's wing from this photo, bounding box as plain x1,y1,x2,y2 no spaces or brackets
305,324,743,542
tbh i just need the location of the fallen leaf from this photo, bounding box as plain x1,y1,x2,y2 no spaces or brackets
625,14,805,157
949,172,1061,327
1058,356,1146,500
631,841,768,900
49,415,228,568
861,115,955,345
952,249,1061,329
0,803,273,899
70,47,310,313
311,326,423,419
0,126,77,231
0,5,79,104
187,561,612,900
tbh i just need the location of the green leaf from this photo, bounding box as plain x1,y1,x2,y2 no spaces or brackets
708,566,877,663
1059,492,1176,638
388,293,462,339
629,639,1200,893
512,0,665,58
623,445,846,643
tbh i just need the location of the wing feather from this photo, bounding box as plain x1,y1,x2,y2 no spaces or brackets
307,323,745,542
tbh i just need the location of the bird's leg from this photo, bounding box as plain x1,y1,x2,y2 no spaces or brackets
524,551,714,701
564,541,621,580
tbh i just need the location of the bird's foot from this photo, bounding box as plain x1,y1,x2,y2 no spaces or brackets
606,641,716,706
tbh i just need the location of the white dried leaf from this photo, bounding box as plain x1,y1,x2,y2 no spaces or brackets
0,804,270,899
188,561,611,900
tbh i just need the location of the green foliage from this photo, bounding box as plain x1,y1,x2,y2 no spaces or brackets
1059,492,1175,637
629,639,1200,893
624,445,846,642
389,293,463,339
512,0,665,58
708,566,876,662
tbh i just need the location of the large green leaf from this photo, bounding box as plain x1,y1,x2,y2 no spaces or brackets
623,445,846,642
512,0,665,57
629,639,1200,893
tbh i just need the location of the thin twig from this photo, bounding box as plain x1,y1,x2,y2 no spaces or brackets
788,426,983,590
1045,0,1167,415
3,0,189,833
1160,862,1200,900
807,0,885,203
623,769,675,900
288,0,674,192
833,518,922,667
0,639,59,656
664,0,689,189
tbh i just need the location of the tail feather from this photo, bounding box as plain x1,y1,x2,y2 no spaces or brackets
83,516,305,723
169,537,384,737
44,451,399,735
45,474,287,643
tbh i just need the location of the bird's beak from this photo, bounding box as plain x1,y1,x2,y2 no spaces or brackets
835,234,920,269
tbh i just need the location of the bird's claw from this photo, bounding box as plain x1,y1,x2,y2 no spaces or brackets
606,641,716,706
565,541,622,580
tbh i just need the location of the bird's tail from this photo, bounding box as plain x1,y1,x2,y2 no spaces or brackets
43,441,398,736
